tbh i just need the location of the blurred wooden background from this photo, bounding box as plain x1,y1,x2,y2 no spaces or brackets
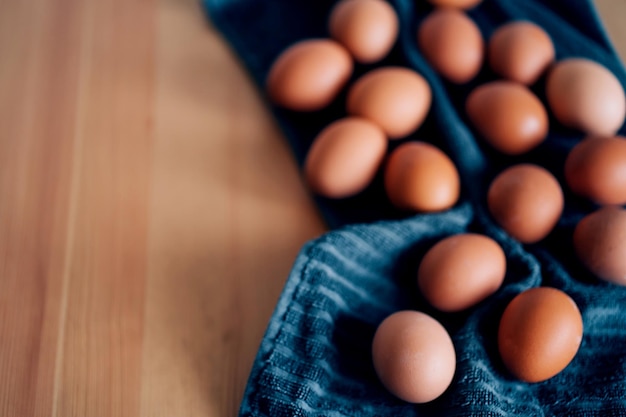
0,0,623,416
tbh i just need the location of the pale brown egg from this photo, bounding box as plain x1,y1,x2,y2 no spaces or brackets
384,142,460,212
372,310,456,403
573,206,626,285
565,136,626,205
427,0,482,9
418,233,506,312
498,287,583,383
328,0,399,64
466,81,549,155
487,164,564,243
546,58,626,136
304,117,387,198
417,9,484,84
347,67,432,139
266,39,353,111
488,21,555,85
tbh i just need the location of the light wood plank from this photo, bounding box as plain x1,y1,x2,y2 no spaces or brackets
50,0,156,416
139,1,325,416
594,0,626,64
0,0,82,416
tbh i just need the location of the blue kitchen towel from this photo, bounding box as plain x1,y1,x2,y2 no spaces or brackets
202,0,626,415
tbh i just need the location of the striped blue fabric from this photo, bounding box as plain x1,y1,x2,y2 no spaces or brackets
238,203,626,416
201,0,626,415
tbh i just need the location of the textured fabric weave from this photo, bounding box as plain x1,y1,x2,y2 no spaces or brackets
239,204,626,416
202,0,626,415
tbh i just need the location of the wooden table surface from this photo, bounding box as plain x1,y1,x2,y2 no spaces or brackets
0,1,624,416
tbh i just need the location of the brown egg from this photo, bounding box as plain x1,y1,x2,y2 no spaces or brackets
384,142,460,212
304,117,387,198
546,58,626,136
466,81,549,155
565,136,626,205
488,164,564,243
347,67,432,139
488,21,555,85
427,0,482,9
417,9,484,84
328,0,399,64
498,287,583,383
372,310,456,403
266,39,353,111
418,233,506,312
573,207,626,285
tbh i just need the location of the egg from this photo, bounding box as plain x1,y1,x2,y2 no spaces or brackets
488,21,555,85
384,142,460,212
546,58,626,136
498,287,583,383
417,9,484,84
466,81,549,155
565,136,626,205
573,207,626,285
347,67,432,139
427,0,482,9
418,234,506,312
328,0,399,64
304,117,387,198
372,310,456,403
266,39,353,111
488,164,564,243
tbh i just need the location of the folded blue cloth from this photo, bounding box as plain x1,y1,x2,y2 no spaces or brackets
202,0,626,415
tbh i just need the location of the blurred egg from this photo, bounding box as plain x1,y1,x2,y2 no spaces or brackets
384,142,460,212
565,136,626,205
266,39,353,111
488,164,563,243
466,81,548,154
304,117,387,198
418,233,506,312
573,206,626,285
372,310,456,403
488,21,555,85
329,0,399,64
417,9,484,84
427,0,482,9
546,58,626,136
498,287,583,383
347,67,431,139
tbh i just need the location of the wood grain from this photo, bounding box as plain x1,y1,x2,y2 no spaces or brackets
0,0,623,416
0,0,325,416
140,1,324,416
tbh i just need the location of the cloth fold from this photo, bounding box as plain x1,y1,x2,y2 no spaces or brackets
202,0,626,415
237,204,626,416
